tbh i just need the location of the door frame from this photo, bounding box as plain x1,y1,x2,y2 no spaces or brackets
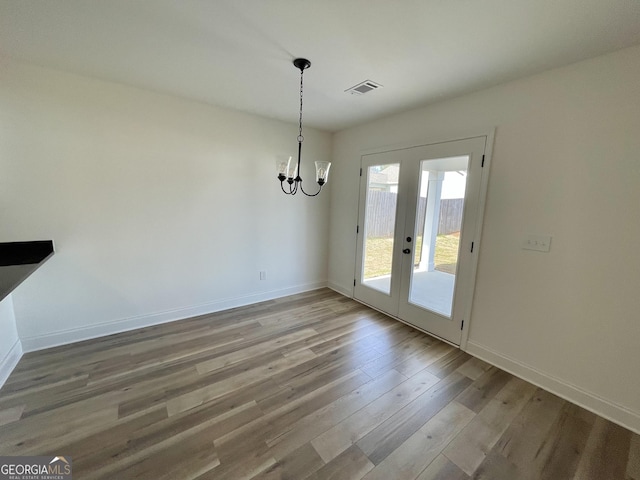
353,129,495,350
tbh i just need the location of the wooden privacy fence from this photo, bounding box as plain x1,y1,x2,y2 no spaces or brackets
437,198,464,235
365,191,463,237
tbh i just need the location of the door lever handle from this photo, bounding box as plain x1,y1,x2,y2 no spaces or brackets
402,248,411,254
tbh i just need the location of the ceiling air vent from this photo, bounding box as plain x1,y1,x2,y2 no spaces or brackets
345,80,383,95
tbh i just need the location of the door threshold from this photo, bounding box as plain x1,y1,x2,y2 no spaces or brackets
351,297,460,349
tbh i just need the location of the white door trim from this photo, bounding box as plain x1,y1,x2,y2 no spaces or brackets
459,129,494,350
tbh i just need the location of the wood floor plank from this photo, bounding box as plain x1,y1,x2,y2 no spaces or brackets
357,371,473,465
195,328,319,374
361,401,475,480
414,454,469,480
266,368,406,461
91,333,249,384
0,404,25,426
260,344,384,414
311,367,440,463
455,356,492,381
443,377,537,476
359,335,434,379
104,434,219,480
262,369,373,443
0,395,119,450
572,416,632,480
0,289,635,480
167,348,317,416
469,451,521,480
425,349,472,379
198,442,276,480
394,341,453,378
628,433,640,480
77,400,261,478
296,324,384,357
492,388,565,473
117,370,282,419
535,402,596,480
0,375,91,414
455,367,512,413
304,444,374,480
251,443,324,480
213,369,372,463
57,406,168,465
0,372,90,400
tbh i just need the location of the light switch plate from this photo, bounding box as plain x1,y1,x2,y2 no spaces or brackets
523,234,552,252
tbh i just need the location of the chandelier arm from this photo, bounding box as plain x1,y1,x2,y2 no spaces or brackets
299,182,322,197
280,181,292,195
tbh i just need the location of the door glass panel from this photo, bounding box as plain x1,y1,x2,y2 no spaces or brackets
410,156,468,317
362,163,400,294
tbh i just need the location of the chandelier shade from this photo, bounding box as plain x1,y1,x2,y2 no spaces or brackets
277,58,330,196
276,157,290,178
315,161,331,185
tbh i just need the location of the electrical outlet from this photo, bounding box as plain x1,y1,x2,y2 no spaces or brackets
522,234,552,252
259,271,267,280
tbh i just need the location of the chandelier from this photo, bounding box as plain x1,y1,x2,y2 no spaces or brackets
276,58,331,196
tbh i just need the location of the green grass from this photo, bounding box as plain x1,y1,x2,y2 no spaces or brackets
363,232,460,279
363,237,396,278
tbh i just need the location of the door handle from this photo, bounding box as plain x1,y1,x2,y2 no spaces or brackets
402,248,411,254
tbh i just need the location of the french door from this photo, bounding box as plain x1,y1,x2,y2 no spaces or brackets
354,136,488,345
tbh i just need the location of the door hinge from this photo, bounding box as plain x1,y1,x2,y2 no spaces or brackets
356,225,359,234
470,241,474,253
360,167,363,176
461,320,464,330
481,155,485,167
354,279,356,287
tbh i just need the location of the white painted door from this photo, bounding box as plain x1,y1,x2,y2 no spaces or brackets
354,136,488,345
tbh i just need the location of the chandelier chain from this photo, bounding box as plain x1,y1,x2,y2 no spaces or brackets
298,68,304,142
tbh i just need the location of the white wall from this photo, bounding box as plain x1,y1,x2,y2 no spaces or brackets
0,62,332,351
0,295,22,388
328,45,640,432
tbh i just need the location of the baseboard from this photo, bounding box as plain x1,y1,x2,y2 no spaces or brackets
465,340,640,435
0,340,23,390
20,281,327,352
327,281,353,298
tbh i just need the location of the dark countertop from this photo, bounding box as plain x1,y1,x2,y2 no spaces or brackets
0,241,55,303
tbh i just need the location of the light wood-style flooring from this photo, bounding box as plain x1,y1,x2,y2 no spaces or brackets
0,289,638,479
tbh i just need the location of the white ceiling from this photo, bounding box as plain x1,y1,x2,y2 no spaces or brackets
1,1,639,132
